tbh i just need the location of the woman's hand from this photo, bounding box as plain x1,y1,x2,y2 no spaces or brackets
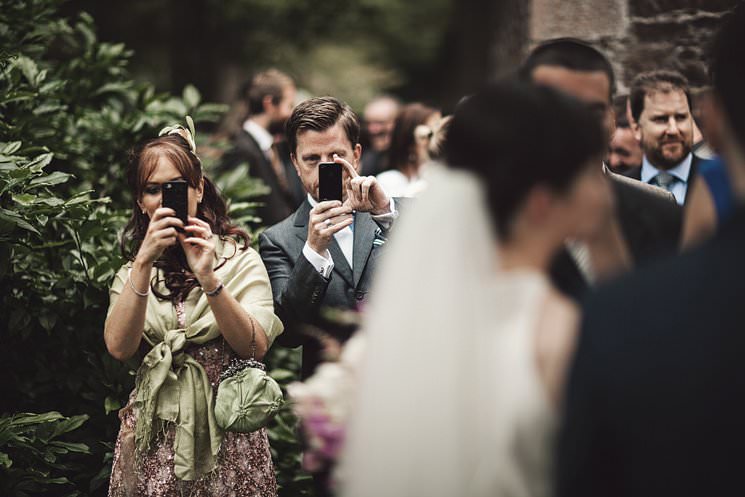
179,216,218,287
137,207,184,265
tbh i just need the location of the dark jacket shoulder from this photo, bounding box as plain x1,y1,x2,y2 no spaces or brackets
608,170,682,263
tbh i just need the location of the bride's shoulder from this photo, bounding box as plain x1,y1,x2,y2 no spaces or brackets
533,287,580,406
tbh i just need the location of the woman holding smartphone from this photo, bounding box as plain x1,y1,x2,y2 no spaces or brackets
105,125,283,496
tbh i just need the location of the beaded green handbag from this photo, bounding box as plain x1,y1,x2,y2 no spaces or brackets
214,326,283,433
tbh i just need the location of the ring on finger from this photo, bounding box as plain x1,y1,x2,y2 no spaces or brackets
325,219,333,227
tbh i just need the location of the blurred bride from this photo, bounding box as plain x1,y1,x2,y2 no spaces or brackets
292,78,612,497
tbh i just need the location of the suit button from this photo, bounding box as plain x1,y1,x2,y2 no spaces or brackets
355,291,366,301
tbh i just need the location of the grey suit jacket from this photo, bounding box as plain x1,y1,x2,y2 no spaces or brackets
259,200,388,377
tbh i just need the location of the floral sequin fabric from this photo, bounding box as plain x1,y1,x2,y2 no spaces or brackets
108,340,277,497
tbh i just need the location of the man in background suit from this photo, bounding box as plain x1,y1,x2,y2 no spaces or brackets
259,96,398,379
521,39,682,300
627,69,710,205
220,69,304,226
557,6,745,495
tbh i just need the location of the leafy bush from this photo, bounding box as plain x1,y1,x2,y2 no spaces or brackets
0,0,311,495
0,412,90,497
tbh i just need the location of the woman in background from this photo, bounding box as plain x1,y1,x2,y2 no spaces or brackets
375,103,441,197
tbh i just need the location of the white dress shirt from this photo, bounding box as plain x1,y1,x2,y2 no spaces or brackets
640,153,693,205
242,119,273,158
302,194,397,278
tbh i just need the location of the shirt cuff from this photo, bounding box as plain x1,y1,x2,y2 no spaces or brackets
371,197,398,231
302,242,334,278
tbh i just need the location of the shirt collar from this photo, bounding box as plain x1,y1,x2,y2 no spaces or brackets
242,119,274,153
641,153,693,184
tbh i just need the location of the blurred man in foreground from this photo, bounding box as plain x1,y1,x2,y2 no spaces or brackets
522,38,681,299
558,7,745,495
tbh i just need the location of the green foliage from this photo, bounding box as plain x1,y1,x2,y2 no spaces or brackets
0,1,310,495
265,346,314,496
0,411,90,497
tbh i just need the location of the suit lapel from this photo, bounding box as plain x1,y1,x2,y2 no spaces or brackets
293,200,354,287
328,238,354,287
353,212,376,287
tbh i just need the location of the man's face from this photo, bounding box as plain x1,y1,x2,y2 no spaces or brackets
531,66,613,138
364,100,398,151
292,122,362,201
267,84,297,134
608,126,643,173
634,89,693,170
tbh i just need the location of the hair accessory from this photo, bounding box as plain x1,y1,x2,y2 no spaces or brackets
128,267,150,297
159,115,198,155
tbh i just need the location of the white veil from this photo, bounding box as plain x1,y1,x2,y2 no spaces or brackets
339,164,508,496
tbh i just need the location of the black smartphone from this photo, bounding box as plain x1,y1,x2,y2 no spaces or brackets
318,162,343,202
162,180,188,229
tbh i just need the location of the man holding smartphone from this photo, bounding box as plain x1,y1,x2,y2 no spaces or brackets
259,96,397,379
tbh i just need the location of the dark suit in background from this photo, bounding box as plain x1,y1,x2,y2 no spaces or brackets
550,170,682,301
219,129,304,226
557,204,745,497
259,200,389,378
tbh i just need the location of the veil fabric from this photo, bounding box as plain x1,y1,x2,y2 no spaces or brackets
339,165,518,496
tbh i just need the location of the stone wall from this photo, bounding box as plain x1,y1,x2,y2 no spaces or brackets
526,0,737,92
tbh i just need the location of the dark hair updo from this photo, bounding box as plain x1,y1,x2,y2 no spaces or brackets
121,133,249,302
445,77,606,239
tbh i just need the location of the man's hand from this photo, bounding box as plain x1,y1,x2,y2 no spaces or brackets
335,154,391,215
308,200,353,255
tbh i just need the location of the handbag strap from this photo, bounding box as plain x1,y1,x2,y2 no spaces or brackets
219,315,264,381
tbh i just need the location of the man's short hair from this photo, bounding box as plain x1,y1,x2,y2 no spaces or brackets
243,69,294,115
521,38,616,100
711,3,745,148
629,70,691,123
285,96,360,154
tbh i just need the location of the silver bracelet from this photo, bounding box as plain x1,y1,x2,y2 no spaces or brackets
204,280,224,297
127,267,149,297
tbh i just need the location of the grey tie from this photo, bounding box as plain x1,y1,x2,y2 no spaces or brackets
651,171,677,193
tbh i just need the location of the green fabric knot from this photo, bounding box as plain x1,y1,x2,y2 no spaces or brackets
134,327,223,481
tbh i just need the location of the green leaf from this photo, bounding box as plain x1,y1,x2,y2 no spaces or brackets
0,451,11,469
29,171,71,187
10,412,65,427
104,396,121,415
0,208,40,235
12,193,37,206
93,81,133,97
39,311,57,332
2,141,22,154
16,55,39,86
48,441,90,454
76,19,96,49
269,369,296,382
183,85,201,109
26,152,53,172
